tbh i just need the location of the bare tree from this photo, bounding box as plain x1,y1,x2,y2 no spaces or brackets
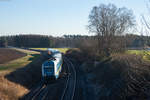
136,16,149,48
140,1,150,48
88,4,135,56
142,0,150,30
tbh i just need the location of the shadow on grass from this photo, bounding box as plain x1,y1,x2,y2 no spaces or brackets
0,54,40,71
4,53,47,89
28,54,40,61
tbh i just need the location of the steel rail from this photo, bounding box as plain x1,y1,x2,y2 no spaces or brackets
60,57,77,100
39,86,49,100
68,58,77,100
60,58,71,100
31,85,46,100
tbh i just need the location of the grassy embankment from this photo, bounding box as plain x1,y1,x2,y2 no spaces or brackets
0,48,40,100
126,50,150,61
0,48,68,100
30,48,69,53
65,49,150,99
0,48,40,71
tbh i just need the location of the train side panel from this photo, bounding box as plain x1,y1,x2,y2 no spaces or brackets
54,57,63,79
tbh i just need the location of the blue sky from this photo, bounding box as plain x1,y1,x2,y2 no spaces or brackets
0,0,148,36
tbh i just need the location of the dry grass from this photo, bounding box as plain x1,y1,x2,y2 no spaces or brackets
30,48,69,53
92,54,150,99
126,50,150,61
0,76,28,100
66,48,150,99
5,51,47,89
0,48,40,100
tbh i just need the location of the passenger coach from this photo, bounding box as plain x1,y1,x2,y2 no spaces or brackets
42,49,63,82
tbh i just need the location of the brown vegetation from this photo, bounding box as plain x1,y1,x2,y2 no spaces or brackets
66,49,150,100
93,54,150,99
0,50,46,100
0,76,28,100
5,52,47,89
0,48,27,64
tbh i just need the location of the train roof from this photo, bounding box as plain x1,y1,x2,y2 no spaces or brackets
53,53,62,58
47,48,59,53
46,48,62,62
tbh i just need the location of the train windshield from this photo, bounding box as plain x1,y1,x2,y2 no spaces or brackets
43,61,54,68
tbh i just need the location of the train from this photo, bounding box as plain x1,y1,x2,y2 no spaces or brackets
42,48,63,82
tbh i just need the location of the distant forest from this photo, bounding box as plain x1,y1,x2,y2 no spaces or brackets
0,34,150,48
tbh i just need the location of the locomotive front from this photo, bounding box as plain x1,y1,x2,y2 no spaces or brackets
42,60,56,80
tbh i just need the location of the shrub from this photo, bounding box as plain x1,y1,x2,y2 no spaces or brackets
93,54,150,100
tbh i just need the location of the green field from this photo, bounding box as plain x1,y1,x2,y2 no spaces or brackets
0,48,40,71
0,48,68,71
30,48,69,53
127,50,150,61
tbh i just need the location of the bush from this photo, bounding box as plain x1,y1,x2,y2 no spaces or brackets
93,54,150,100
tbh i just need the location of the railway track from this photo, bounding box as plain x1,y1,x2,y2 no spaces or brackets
25,81,48,100
30,57,77,100
22,56,77,100
61,57,77,100
32,86,49,100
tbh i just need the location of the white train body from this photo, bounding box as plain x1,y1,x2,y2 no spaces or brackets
42,49,63,80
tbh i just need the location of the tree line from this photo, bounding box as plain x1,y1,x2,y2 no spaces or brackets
0,34,149,49
0,34,88,48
